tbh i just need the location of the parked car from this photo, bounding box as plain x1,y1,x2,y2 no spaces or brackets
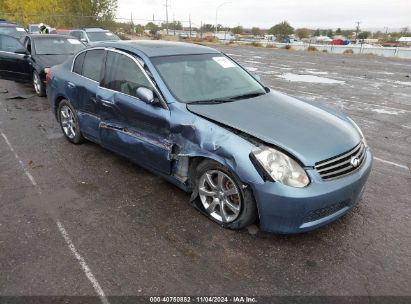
68,28,120,45
28,24,54,34
0,22,27,38
49,29,71,35
47,41,372,233
0,34,85,96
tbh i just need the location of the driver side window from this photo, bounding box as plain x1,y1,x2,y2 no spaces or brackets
103,51,152,98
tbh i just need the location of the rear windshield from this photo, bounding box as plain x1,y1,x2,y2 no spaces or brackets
34,38,85,55
87,31,119,42
0,26,27,38
30,25,39,32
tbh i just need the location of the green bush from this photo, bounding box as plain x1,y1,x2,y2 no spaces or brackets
307,46,318,51
249,41,262,47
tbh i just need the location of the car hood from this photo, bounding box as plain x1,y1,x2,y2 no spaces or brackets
187,91,360,166
33,54,73,69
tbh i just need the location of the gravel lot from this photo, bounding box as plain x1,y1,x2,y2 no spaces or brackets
0,45,410,299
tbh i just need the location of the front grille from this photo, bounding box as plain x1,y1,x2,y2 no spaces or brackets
304,201,347,223
315,142,366,180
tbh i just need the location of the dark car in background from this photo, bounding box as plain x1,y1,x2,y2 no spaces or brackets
0,34,85,96
0,22,28,38
47,41,372,233
69,28,120,45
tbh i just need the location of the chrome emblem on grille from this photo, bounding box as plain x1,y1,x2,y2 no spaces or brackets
350,157,360,168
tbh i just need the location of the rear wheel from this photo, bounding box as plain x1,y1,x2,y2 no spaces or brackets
33,70,46,97
57,99,84,144
194,160,257,229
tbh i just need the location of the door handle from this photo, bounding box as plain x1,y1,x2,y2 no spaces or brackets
67,82,75,89
100,99,115,106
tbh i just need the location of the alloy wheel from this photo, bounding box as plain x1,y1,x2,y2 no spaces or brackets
60,105,77,139
33,72,41,94
198,170,242,223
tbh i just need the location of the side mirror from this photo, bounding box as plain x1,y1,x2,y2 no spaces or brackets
136,87,155,104
15,48,28,55
80,38,87,43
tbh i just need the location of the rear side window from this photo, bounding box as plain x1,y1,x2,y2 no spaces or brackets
82,50,104,82
0,34,23,52
70,31,84,40
103,51,151,97
73,52,85,74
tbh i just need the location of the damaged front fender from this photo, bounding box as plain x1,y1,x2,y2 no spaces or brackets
167,102,263,189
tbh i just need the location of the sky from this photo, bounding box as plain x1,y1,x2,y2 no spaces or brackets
116,0,410,31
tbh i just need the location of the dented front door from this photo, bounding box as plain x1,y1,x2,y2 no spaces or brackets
97,51,172,174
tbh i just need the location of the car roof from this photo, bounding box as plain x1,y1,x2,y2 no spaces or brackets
71,28,108,32
0,23,23,27
24,34,77,40
95,40,220,57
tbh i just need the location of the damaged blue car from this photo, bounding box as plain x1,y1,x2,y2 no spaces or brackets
47,41,372,233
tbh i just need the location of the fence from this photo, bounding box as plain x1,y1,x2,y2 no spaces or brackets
234,40,411,59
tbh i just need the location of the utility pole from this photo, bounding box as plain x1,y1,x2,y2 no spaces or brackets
355,21,361,43
200,21,203,38
215,2,231,38
189,15,192,38
130,12,134,33
165,0,169,35
173,14,175,36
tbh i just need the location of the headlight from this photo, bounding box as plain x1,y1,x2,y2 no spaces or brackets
347,117,367,147
251,147,310,188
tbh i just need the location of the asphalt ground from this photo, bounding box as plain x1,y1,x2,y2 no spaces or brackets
0,46,410,300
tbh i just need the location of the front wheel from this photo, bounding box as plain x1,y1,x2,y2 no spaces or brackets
33,70,46,97
195,160,257,230
57,99,84,144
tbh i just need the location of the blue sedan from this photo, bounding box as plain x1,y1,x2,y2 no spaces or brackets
47,41,372,233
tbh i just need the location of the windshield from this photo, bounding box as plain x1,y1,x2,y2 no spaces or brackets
151,54,266,103
87,31,119,42
0,26,27,38
30,25,39,32
34,38,85,55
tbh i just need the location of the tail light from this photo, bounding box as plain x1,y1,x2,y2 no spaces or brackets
44,68,51,82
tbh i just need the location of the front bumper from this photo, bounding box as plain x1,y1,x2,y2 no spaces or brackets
251,149,373,233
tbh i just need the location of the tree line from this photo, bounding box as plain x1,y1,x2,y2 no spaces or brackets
123,19,410,42
0,0,118,28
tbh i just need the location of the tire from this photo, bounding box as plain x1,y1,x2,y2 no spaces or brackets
57,99,84,144
33,70,46,97
194,160,257,230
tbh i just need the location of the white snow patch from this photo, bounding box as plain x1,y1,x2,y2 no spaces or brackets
244,60,262,64
260,71,279,74
372,108,404,115
305,69,329,75
394,81,411,86
376,71,394,75
245,67,258,72
278,73,345,84
252,56,263,59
